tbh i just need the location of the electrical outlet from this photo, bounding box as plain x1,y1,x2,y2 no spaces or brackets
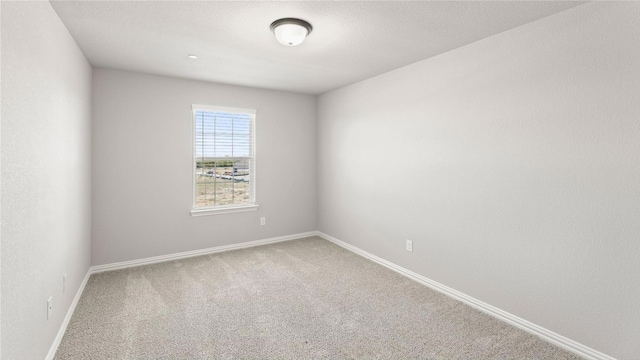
406,239,413,252
260,217,266,226
47,296,53,320
63,273,67,293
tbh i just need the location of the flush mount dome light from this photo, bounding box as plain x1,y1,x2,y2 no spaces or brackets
270,18,312,46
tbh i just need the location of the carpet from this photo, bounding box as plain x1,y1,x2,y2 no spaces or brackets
55,236,581,359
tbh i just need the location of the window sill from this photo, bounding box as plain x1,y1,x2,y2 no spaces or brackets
190,204,259,217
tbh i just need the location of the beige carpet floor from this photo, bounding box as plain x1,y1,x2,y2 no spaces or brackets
55,236,581,359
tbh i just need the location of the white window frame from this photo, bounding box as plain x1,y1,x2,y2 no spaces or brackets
190,104,258,216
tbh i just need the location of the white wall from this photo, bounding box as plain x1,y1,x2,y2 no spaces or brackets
1,2,92,359
317,3,639,359
92,69,316,265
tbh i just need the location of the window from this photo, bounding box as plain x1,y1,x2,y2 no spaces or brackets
191,105,257,216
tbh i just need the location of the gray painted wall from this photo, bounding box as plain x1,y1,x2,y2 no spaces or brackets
317,3,639,359
91,69,317,266
1,2,92,359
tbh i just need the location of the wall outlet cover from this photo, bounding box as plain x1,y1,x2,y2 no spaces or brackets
47,296,53,320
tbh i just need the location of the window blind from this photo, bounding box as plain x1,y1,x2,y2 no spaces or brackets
192,105,256,209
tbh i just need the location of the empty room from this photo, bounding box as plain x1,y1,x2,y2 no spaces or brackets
1,1,638,359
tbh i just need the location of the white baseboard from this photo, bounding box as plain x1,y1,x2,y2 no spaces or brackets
315,231,616,360
45,269,91,360
47,231,615,360
90,231,318,273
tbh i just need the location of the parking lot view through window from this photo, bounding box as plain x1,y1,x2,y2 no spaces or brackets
192,105,256,211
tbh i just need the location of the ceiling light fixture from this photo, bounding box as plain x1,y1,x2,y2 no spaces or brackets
270,18,312,47
187,54,198,59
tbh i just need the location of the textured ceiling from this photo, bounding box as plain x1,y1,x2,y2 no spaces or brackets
50,1,583,95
